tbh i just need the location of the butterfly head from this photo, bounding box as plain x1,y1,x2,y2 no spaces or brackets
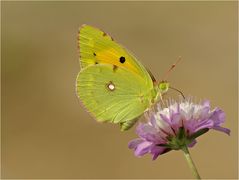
158,81,169,94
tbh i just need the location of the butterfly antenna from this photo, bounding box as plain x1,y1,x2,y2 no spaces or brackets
146,67,157,83
160,56,185,99
161,56,182,81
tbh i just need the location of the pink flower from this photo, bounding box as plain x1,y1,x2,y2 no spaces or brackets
129,98,230,160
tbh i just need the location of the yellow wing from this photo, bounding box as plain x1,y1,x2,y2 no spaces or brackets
78,25,152,83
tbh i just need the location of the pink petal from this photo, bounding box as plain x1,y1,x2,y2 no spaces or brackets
212,126,230,135
128,139,143,149
135,141,152,156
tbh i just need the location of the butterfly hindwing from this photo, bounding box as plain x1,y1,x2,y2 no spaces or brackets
76,64,155,124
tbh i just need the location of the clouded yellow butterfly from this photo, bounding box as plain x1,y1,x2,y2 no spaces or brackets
76,25,169,131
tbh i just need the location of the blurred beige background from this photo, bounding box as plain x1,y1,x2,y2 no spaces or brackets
1,1,238,179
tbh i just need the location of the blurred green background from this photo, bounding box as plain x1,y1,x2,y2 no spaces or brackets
1,1,238,179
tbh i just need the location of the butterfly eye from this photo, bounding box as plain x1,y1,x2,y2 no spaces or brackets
119,56,126,63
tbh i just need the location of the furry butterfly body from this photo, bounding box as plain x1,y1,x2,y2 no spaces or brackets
76,25,167,131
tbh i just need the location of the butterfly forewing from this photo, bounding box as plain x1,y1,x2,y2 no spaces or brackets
79,25,152,85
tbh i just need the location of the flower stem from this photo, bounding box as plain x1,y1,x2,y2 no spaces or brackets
182,146,201,179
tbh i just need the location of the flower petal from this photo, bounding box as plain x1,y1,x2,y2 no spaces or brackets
136,123,166,143
188,139,197,147
170,113,182,132
150,115,158,128
128,138,144,149
134,141,152,156
212,126,230,135
159,114,171,125
202,100,210,107
211,108,225,126
199,106,210,119
194,119,214,132
150,146,168,160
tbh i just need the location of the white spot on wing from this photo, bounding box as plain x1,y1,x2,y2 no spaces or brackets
107,81,115,91
108,83,115,90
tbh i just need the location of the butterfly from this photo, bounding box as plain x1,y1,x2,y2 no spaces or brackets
76,25,170,131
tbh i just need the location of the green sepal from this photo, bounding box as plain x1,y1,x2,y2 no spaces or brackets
159,127,210,151
188,128,209,140
178,126,186,140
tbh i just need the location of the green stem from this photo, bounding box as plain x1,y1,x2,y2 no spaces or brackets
182,146,201,179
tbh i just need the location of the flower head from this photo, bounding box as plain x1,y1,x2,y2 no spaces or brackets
128,98,230,160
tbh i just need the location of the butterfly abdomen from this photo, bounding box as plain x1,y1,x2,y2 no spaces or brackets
120,118,139,131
